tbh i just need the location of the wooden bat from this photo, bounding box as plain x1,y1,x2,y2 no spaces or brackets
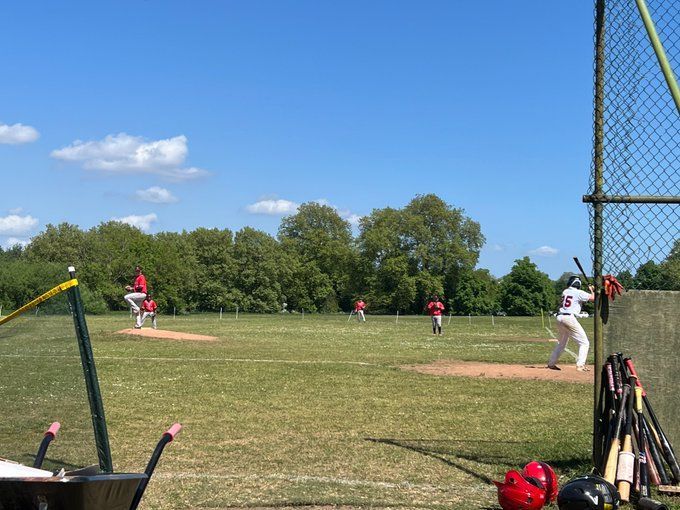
573,257,592,285
604,384,630,483
636,386,651,498
617,378,636,501
641,413,671,485
625,358,680,483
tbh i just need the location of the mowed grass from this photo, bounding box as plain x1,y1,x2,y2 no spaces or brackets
1,312,625,509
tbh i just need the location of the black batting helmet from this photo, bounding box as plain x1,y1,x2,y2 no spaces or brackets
567,276,582,289
557,475,619,510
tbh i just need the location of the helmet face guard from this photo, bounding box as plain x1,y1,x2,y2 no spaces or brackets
522,461,558,502
494,469,547,510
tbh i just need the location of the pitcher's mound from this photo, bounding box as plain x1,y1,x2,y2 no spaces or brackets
116,328,218,341
401,360,592,384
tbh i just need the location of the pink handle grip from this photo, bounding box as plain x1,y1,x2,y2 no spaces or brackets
46,422,61,438
164,423,182,442
606,363,615,392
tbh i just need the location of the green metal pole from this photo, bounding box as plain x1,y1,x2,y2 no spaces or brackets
635,0,680,115
67,266,113,472
591,0,606,469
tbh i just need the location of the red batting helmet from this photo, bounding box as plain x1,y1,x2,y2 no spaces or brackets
494,469,547,510
522,461,558,503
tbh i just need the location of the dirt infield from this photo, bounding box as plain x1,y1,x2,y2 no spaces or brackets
115,328,218,341
401,360,592,384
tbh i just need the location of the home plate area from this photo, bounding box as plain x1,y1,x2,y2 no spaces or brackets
115,328,218,341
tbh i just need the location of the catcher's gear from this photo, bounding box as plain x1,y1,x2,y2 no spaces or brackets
567,276,582,289
602,275,624,301
523,461,558,503
557,475,619,510
494,469,547,510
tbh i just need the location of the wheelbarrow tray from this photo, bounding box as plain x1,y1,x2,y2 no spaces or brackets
0,473,147,510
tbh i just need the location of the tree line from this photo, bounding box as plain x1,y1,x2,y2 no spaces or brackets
1,194,678,315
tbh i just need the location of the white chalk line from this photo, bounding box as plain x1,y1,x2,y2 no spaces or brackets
0,353,376,367
545,327,578,361
153,471,492,493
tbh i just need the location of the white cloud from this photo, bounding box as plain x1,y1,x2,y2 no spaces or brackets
344,214,362,226
529,245,559,257
246,199,300,215
8,207,23,214
0,123,40,144
111,213,158,232
2,237,30,249
0,214,39,235
490,244,505,252
136,186,178,204
51,133,209,182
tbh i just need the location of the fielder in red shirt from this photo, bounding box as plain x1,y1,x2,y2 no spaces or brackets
140,293,158,329
427,295,445,335
354,299,366,322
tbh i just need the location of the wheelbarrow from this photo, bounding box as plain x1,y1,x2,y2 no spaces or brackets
0,422,181,510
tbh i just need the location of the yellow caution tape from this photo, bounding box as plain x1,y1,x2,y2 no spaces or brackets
0,279,79,326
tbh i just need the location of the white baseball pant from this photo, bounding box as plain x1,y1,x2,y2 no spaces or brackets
140,311,157,329
548,314,590,367
124,292,146,327
357,310,365,322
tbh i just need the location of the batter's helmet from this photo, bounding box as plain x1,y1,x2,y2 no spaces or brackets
567,276,582,289
494,469,547,510
522,461,558,503
557,475,619,510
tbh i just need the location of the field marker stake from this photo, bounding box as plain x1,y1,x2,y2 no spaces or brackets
236,306,239,320
0,305,3,317
347,310,354,322
219,307,223,321
173,307,176,319
302,308,304,319
491,314,495,327
541,309,545,329
468,314,471,326
35,306,39,316
447,314,452,326
396,310,399,324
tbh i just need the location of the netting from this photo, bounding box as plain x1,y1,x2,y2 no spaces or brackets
590,0,679,283
0,291,98,471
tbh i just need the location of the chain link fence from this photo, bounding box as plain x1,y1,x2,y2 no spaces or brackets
589,0,679,284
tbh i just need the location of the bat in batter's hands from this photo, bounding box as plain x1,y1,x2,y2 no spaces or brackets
573,257,592,285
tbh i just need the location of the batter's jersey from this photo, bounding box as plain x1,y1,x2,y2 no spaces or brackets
558,288,591,315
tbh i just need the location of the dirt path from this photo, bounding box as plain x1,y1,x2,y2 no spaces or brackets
401,360,592,384
115,328,218,342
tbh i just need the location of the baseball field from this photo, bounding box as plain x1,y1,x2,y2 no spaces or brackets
1,313,602,509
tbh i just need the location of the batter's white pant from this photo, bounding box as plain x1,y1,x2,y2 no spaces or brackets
124,292,146,327
140,311,157,329
549,314,590,367
357,310,365,322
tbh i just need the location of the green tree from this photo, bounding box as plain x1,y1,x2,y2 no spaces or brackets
499,257,554,316
279,202,354,311
187,228,235,311
450,268,500,315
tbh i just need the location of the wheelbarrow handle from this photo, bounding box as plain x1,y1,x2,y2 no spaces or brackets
34,422,60,469
129,423,182,510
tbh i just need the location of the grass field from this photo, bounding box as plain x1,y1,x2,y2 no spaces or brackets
2,312,676,509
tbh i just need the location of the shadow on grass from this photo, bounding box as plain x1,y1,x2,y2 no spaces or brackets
365,437,590,484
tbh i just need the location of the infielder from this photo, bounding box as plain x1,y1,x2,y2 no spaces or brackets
547,276,595,371
354,298,366,322
427,295,445,335
140,293,158,329
124,266,147,328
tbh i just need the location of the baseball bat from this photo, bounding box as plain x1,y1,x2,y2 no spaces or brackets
625,358,680,483
636,386,651,498
604,384,630,483
573,257,592,285
636,498,669,510
617,378,636,501
642,413,671,485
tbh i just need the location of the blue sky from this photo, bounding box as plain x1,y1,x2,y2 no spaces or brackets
0,1,594,278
